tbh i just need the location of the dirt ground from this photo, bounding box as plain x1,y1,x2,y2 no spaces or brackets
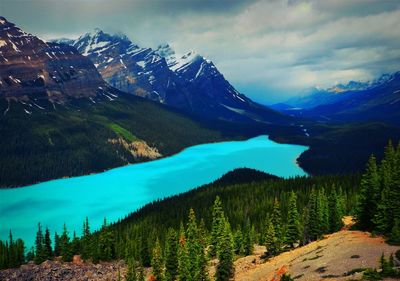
233,217,400,281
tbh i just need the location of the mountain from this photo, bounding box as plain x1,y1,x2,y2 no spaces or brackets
272,73,396,111
54,30,291,124
0,17,107,103
271,72,400,125
0,17,233,187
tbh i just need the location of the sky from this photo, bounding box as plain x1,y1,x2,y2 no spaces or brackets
2,0,400,103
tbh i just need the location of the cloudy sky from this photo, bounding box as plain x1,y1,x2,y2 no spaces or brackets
2,0,400,103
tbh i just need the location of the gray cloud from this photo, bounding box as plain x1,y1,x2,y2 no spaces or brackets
2,0,400,103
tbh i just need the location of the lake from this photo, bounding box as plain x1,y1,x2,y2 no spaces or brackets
0,136,308,247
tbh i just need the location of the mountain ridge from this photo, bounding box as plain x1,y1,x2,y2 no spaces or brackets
54,29,292,124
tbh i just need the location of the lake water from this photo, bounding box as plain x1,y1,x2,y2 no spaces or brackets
0,136,307,247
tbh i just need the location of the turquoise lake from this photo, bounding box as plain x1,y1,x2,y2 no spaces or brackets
0,136,308,247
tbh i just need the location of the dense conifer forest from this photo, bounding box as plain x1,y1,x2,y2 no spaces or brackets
0,95,226,188
1,143,400,280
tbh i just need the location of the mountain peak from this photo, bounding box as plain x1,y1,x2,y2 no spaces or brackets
0,17,8,25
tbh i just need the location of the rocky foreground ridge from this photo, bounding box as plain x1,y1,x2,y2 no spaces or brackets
0,258,129,281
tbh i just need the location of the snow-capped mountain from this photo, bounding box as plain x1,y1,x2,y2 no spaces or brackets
272,72,400,125
55,30,290,123
0,17,107,104
276,73,398,110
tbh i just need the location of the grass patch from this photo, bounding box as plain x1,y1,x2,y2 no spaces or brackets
108,123,137,142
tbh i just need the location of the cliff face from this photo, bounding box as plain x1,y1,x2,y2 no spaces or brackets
0,16,106,102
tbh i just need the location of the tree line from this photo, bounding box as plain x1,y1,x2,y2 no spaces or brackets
356,140,400,244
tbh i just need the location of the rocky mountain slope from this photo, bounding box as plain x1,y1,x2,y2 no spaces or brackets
55,30,291,124
0,16,106,103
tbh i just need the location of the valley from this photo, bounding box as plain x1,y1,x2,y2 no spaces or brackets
1,3,400,280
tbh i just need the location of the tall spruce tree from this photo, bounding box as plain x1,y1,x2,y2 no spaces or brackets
60,224,73,262
81,217,92,261
318,189,329,234
356,155,380,230
215,221,234,281
210,196,225,257
328,187,343,233
34,223,46,264
44,227,53,260
286,192,301,247
306,189,320,241
233,228,243,255
54,232,61,257
243,219,254,256
98,218,115,261
177,223,190,281
164,228,178,281
151,239,164,281
264,217,278,257
271,198,283,252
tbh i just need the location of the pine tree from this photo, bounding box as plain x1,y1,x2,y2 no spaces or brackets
306,189,320,241
34,223,46,264
243,219,254,256
164,228,178,281
98,218,115,261
328,187,343,233
373,186,390,234
264,217,278,257
151,239,164,281
44,227,53,260
271,198,283,252
286,192,301,248
186,208,209,281
215,221,234,281
177,223,190,281
71,231,80,255
318,189,329,234
81,217,92,261
233,228,243,255
210,196,225,257
356,155,380,230
60,224,73,262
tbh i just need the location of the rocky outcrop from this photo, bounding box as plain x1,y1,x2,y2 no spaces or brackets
108,137,162,160
0,259,127,281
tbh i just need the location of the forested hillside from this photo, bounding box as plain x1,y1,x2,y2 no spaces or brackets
0,93,227,188
0,168,359,276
